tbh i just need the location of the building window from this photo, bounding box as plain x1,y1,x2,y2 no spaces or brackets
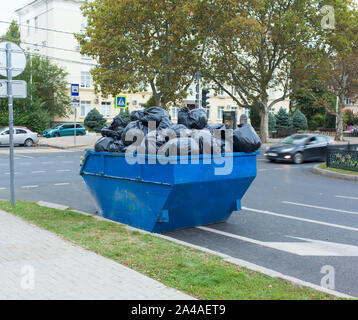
171,106,178,119
27,20,30,36
346,98,352,105
217,106,224,120
101,102,111,118
80,101,91,117
81,71,91,88
34,17,38,33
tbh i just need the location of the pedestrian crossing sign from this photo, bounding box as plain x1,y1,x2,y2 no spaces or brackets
115,95,127,109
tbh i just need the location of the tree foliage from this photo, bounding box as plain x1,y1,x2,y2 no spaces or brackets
0,22,71,132
268,113,276,131
275,108,292,129
84,109,107,132
292,110,308,131
77,0,211,109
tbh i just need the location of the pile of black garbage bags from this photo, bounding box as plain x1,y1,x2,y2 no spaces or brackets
95,106,261,156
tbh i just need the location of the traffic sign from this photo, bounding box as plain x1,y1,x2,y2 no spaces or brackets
0,42,26,77
71,84,79,96
115,95,127,109
0,80,27,98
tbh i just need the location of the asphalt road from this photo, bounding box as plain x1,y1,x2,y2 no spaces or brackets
0,146,357,297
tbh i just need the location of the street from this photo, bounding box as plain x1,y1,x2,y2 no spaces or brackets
0,146,357,297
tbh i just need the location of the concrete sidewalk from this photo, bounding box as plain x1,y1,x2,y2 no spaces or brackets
0,210,193,300
38,134,99,151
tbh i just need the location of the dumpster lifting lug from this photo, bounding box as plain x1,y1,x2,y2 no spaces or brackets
236,199,241,211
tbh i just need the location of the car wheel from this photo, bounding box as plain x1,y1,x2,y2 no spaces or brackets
293,152,304,164
24,139,33,147
54,133,60,137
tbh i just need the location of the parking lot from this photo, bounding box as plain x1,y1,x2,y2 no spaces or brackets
0,147,357,297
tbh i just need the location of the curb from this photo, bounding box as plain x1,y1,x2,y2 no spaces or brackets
35,201,356,299
312,164,358,182
38,143,92,151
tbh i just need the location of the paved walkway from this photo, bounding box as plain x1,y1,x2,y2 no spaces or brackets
38,134,99,150
0,210,193,300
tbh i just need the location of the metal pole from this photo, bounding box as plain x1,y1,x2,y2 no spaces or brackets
6,43,15,207
74,103,76,147
195,71,201,109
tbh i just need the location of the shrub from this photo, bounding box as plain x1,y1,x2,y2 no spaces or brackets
275,107,292,129
309,114,325,131
292,110,308,131
84,109,107,132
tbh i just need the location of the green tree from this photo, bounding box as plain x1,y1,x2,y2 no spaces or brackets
84,109,107,132
76,0,211,108
292,110,308,131
275,108,292,129
201,0,317,143
1,20,20,44
0,22,71,132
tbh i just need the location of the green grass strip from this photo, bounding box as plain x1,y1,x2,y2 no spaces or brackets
318,163,358,176
0,200,343,300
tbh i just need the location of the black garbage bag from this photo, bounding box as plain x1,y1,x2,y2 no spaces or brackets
94,137,114,152
109,115,128,130
191,129,221,155
121,121,148,146
141,107,170,127
101,127,124,139
188,108,208,129
157,117,173,130
233,124,261,153
205,123,226,134
158,124,191,144
108,140,126,153
178,107,190,128
159,137,199,157
138,130,165,155
130,110,145,122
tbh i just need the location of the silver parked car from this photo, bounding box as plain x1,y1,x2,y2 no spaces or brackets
0,127,39,147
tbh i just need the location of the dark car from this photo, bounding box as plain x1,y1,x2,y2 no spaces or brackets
264,134,336,164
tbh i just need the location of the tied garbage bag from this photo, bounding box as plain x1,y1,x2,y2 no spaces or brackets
130,110,144,122
233,124,261,153
188,109,208,130
205,123,226,134
122,121,148,146
191,129,221,155
158,124,191,143
157,117,173,130
178,107,190,128
109,115,128,130
101,127,123,139
94,137,114,152
159,137,199,157
141,107,170,127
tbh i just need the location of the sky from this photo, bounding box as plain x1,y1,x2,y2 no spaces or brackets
0,0,31,36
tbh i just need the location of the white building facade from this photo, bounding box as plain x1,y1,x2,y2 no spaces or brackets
16,0,290,125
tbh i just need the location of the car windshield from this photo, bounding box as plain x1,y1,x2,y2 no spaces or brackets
280,135,309,145
0,127,6,132
51,125,61,129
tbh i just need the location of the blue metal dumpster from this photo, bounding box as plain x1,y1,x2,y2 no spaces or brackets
80,151,258,233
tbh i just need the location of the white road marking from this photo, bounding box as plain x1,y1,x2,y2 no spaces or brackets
242,207,358,232
282,201,358,216
16,155,34,159
197,226,358,256
0,187,6,190
21,185,39,189
32,171,46,174
335,195,358,201
4,172,20,175
53,183,70,186
56,169,71,172
41,162,52,164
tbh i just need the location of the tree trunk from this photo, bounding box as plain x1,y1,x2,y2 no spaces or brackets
335,95,345,141
259,107,269,144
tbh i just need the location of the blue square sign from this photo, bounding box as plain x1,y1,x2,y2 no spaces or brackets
71,84,79,96
115,95,127,109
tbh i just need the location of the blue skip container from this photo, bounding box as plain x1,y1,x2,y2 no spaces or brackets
80,151,258,233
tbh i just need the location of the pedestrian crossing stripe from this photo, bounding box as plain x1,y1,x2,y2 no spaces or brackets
115,95,127,109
